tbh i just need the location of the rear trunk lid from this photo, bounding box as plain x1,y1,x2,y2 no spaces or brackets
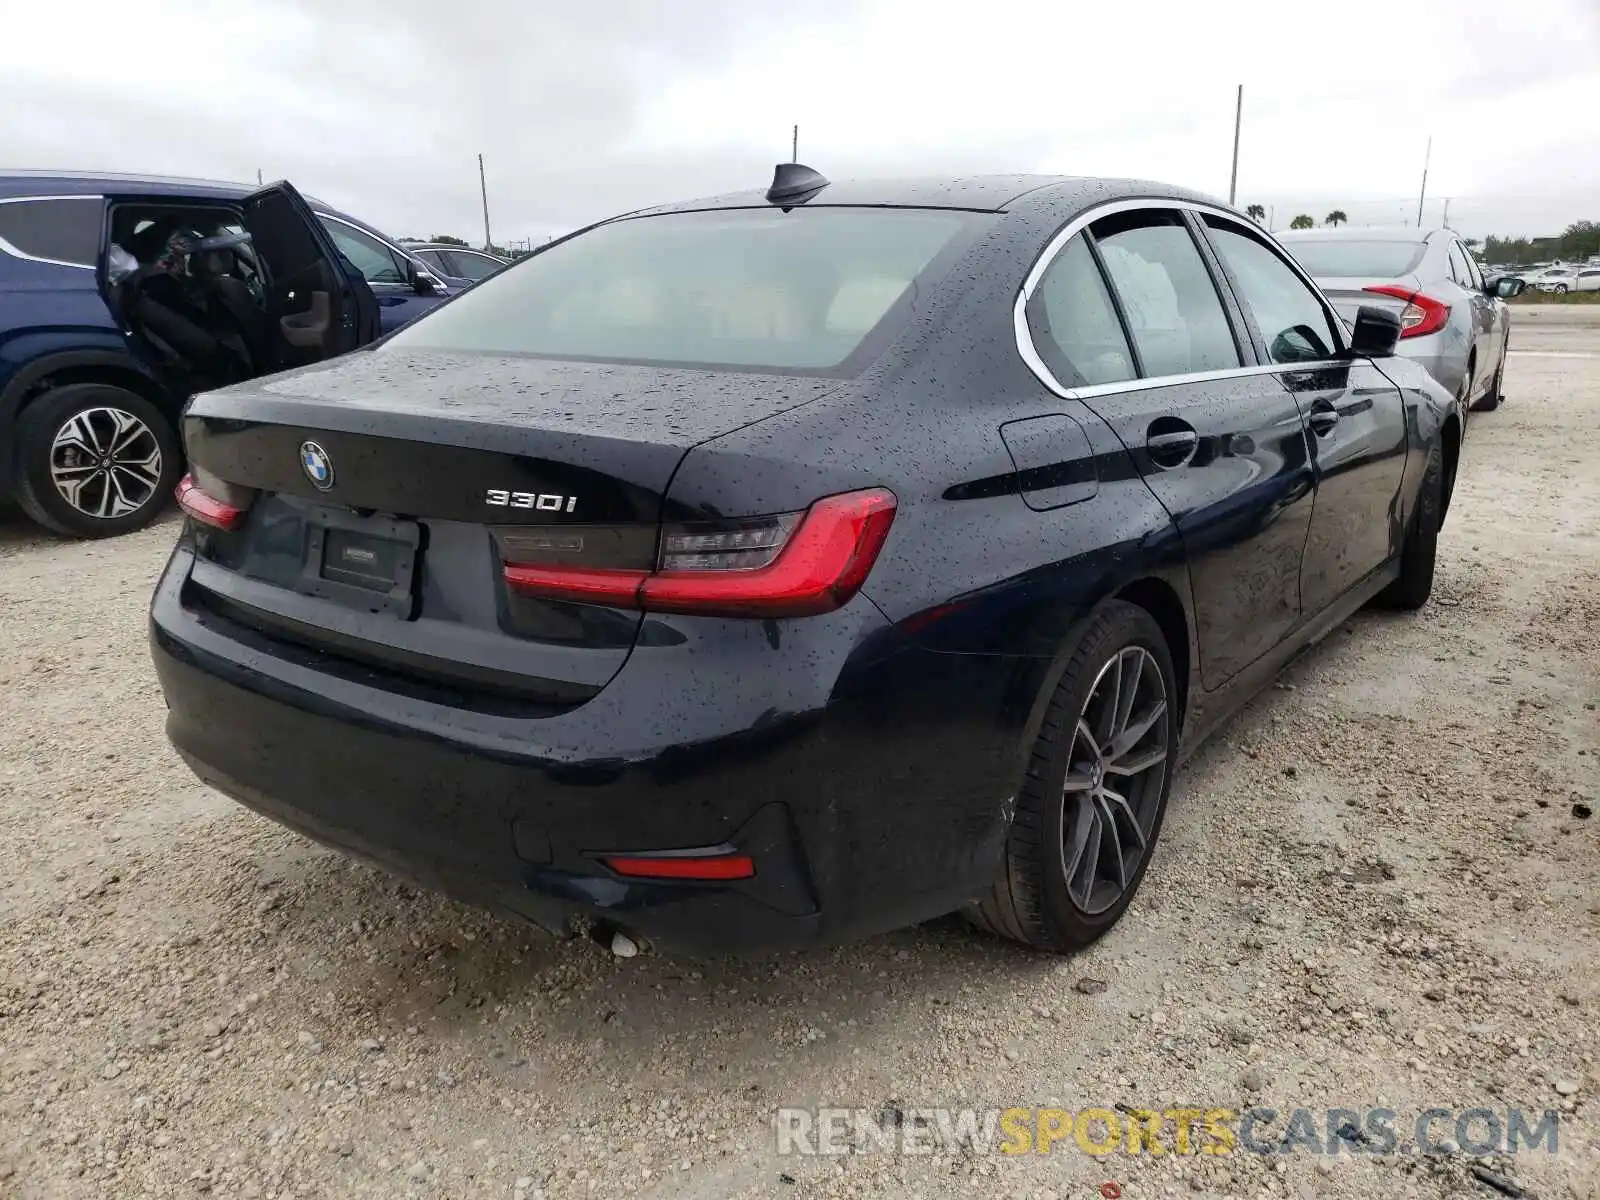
1314,274,1423,331
179,349,839,710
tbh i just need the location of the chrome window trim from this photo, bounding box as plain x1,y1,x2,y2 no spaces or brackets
317,212,421,275
1014,196,1350,400
0,194,103,270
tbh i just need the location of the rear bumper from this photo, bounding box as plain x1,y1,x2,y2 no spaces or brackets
149,544,1021,955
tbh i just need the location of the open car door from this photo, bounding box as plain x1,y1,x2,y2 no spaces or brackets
240,181,380,367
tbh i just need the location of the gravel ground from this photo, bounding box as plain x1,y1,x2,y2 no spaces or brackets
2,308,1597,1200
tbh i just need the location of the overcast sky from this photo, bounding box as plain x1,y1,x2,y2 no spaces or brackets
4,0,1597,244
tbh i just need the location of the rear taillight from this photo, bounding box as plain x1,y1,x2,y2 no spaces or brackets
1363,285,1450,338
502,487,897,618
175,474,246,531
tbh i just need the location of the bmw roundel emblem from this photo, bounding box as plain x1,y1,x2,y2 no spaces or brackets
299,440,335,490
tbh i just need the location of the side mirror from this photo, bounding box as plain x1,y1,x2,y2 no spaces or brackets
1488,276,1525,299
1349,305,1401,358
407,260,446,296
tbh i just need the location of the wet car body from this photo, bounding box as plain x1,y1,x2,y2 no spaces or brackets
150,173,1462,954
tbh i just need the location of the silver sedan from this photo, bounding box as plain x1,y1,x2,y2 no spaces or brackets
1276,228,1524,411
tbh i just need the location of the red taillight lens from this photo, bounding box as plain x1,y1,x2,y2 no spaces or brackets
601,854,756,881
1363,285,1450,339
502,487,897,618
175,473,246,530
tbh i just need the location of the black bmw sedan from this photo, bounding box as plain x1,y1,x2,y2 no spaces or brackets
151,166,1462,956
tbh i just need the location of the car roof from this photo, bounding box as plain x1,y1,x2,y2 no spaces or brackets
622,173,1222,220
0,169,331,211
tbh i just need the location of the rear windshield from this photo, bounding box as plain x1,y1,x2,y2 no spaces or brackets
1280,239,1427,279
381,207,978,371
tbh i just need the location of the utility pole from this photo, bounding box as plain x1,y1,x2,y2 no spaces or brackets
256,169,263,185
1442,197,1451,229
1416,136,1432,228
1268,205,1275,231
791,125,798,163
478,154,492,252
1228,85,1242,206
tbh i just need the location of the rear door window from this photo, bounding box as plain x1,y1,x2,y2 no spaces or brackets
1089,209,1242,377
1203,217,1342,363
0,196,103,268
1026,234,1136,386
380,207,980,372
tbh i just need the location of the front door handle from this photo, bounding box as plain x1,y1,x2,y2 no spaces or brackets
1308,406,1339,436
1146,425,1199,469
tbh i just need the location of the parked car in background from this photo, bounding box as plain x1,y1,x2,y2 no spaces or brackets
402,242,511,283
1534,266,1600,294
0,170,456,538
154,168,1464,957
1277,227,1524,412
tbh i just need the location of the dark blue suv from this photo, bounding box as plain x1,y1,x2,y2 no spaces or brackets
0,171,458,538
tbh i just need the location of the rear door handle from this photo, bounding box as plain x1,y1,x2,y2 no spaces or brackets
1308,407,1339,436
1146,425,1199,469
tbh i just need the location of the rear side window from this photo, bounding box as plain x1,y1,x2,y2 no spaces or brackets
1027,234,1136,386
1281,239,1427,279
1204,218,1341,364
0,197,103,267
1090,210,1241,377
381,207,978,371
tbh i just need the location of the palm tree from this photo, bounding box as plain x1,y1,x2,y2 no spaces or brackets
1325,210,1348,227
1246,204,1265,223
1289,214,1316,230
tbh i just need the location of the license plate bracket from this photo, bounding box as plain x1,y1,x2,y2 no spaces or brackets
296,506,420,619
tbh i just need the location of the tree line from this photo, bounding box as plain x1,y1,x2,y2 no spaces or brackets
1481,222,1600,266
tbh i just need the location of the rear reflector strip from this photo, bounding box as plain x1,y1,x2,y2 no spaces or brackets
503,487,897,618
601,854,756,881
175,474,246,531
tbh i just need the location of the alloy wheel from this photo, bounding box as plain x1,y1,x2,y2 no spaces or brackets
49,407,165,521
1059,645,1170,915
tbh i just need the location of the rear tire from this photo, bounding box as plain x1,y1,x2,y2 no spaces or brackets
1376,442,1443,611
12,383,181,539
969,601,1179,954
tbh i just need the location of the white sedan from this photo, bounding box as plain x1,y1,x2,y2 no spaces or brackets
1535,267,1600,294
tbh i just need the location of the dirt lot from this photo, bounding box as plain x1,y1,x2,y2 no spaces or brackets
2,309,1597,1200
